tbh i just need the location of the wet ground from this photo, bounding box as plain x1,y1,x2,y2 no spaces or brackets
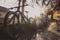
0,24,60,40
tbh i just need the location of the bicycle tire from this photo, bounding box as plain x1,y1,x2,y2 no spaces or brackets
4,11,19,40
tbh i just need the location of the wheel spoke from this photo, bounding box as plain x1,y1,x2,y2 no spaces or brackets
8,16,14,24
12,16,15,25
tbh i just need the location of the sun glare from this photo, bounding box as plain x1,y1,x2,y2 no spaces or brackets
25,3,42,18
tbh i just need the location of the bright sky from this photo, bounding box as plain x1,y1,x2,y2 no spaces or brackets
0,0,42,18
0,0,18,8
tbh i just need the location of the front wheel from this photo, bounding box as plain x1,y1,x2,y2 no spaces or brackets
4,11,20,40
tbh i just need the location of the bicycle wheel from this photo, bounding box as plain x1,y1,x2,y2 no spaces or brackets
4,11,20,40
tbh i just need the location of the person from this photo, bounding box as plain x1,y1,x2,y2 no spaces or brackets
47,0,60,36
